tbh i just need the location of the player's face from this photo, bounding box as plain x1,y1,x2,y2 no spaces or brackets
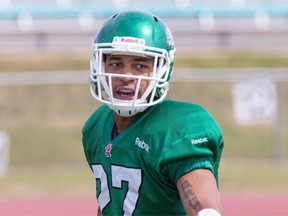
105,54,154,101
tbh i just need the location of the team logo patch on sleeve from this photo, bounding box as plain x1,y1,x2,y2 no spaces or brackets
105,143,113,157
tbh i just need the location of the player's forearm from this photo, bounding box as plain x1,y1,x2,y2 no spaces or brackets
177,169,222,216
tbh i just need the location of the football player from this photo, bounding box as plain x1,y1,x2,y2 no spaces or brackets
82,10,224,216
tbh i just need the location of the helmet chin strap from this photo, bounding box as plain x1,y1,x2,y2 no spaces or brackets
108,98,148,117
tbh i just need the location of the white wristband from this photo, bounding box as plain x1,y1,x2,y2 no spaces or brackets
196,208,221,216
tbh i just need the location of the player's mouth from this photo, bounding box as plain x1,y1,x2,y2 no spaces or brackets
115,88,136,100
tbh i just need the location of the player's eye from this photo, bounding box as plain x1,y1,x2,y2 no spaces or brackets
111,62,121,68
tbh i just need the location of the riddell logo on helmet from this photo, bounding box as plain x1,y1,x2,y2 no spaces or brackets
113,37,145,46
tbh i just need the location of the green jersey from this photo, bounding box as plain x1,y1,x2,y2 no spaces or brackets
82,99,224,216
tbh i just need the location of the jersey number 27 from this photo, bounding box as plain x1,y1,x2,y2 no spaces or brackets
92,164,142,216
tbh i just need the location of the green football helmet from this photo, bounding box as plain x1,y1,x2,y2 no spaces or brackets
90,10,175,117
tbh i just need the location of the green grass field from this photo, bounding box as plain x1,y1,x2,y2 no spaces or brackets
0,51,288,199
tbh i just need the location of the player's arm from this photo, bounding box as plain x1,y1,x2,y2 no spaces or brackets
97,206,102,216
176,169,222,216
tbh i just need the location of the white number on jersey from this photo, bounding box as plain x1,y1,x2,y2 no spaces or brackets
92,164,142,216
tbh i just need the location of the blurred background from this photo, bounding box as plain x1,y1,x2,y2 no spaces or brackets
0,0,288,215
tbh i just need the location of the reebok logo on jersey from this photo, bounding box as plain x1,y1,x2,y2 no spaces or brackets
135,137,150,153
191,137,208,145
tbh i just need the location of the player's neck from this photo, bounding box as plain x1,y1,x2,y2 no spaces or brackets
114,114,137,133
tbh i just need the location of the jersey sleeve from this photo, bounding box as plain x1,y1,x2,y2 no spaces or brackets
153,104,224,185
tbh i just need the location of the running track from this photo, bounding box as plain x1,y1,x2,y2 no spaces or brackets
0,193,287,216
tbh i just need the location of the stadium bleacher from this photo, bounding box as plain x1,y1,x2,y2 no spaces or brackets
1,0,288,19
0,0,288,52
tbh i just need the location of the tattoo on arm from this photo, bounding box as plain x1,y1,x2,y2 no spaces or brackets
181,180,202,212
